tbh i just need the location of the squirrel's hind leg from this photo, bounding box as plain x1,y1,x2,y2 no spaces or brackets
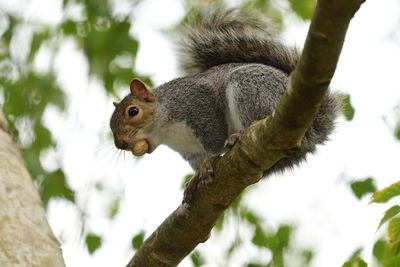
183,155,220,203
183,131,247,203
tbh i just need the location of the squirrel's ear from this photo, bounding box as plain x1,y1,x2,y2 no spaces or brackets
113,101,119,107
130,78,154,102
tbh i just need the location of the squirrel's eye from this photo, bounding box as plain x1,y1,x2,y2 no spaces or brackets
128,107,139,117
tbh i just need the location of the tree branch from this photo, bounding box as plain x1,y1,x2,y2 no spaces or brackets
127,0,365,266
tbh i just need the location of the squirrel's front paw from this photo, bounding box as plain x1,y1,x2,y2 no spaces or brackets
199,155,219,186
183,174,201,203
183,156,220,203
224,130,244,150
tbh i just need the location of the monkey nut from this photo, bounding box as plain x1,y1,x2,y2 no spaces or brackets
132,140,149,156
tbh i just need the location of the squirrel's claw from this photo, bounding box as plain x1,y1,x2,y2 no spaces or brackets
224,130,244,150
183,156,220,203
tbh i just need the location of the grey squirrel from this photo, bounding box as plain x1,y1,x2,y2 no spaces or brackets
110,9,339,200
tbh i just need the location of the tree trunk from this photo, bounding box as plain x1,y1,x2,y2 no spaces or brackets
0,110,65,267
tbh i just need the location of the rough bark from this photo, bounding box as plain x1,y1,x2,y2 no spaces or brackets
0,110,65,267
128,0,365,266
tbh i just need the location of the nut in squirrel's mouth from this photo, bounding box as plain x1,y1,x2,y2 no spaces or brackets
131,139,152,156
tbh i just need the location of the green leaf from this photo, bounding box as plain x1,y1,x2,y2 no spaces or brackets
181,173,194,189
85,233,102,254
251,226,269,248
242,0,283,29
190,251,205,267
395,123,400,141
342,257,367,267
276,225,292,248
373,237,400,265
373,239,387,262
301,249,314,265
288,0,315,21
350,177,376,200
94,182,104,191
62,0,69,8
227,238,241,257
21,148,45,180
214,212,225,231
371,181,400,204
40,168,75,207
377,205,400,230
247,264,264,267
108,198,120,219
61,20,77,35
240,208,260,226
82,18,141,94
347,247,363,261
33,123,54,150
28,30,50,63
388,217,400,248
230,190,246,212
131,231,145,250
341,94,355,121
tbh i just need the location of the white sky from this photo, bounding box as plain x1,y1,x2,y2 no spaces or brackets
1,0,400,266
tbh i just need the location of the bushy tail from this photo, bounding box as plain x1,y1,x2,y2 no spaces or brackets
178,9,299,75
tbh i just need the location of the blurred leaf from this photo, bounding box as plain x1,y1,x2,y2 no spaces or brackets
84,0,111,21
388,257,400,266
252,224,292,251
33,123,53,150
230,189,246,213
371,181,400,204
108,197,120,219
252,225,269,248
276,225,292,248
247,264,264,267
350,177,376,200
373,239,387,262
378,205,400,230
301,249,314,266
190,251,205,267
373,238,400,265
243,0,283,29
288,0,315,20
62,0,69,8
342,257,367,267
82,18,141,94
85,233,102,254
61,19,77,35
240,208,260,226
40,168,75,207
1,15,17,42
22,148,46,180
395,123,400,141
28,30,50,63
388,217,400,248
341,94,355,121
2,72,65,120
94,182,104,191
131,231,145,250
227,238,241,257
181,173,194,189
214,211,225,231
347,247,363,261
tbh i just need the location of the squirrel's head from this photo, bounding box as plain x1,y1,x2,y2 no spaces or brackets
110,78,157,156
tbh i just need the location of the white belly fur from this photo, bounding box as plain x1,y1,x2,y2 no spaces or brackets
163,122,206,155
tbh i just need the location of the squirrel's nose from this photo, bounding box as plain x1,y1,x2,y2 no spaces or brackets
114,137,129,150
